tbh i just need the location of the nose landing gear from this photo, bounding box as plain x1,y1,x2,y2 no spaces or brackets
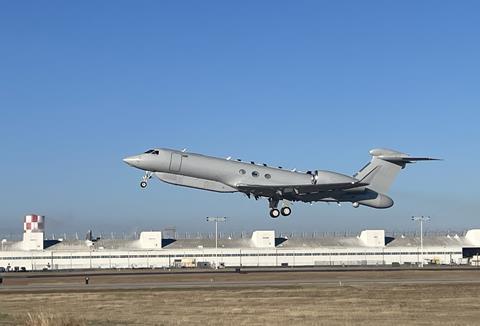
140,171,153,189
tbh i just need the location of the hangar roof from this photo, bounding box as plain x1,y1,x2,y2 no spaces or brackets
1,230,477,252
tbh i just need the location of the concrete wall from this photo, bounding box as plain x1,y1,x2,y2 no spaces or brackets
359,230,385,247
22,232,43,251
138,232,162,249
251,231,275,248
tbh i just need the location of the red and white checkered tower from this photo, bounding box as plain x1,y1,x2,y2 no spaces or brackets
24,214,45,233
22,214,45,250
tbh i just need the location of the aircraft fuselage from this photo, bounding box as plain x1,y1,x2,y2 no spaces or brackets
123,147,436,217
124,148,354,193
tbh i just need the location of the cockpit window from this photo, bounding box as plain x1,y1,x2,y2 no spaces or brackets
144,149,160,155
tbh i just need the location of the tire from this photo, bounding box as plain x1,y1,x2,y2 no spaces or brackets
140,181,148,188
281,207,291,216
269,209,280,218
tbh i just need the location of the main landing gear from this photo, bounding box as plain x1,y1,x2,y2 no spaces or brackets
269,206,292,218
268,198,291,218
140,171,153,188
269,209,280,218
281,206,291,216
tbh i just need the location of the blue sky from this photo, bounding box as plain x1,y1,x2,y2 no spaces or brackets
0,1,479,236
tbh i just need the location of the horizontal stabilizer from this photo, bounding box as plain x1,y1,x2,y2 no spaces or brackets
370,148,441,165
378,156,441,164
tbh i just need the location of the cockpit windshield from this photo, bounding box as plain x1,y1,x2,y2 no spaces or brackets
144,149,159,155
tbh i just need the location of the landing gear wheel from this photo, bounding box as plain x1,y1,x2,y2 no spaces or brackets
140,181,148,188
269,209,280,218
281,207,291,216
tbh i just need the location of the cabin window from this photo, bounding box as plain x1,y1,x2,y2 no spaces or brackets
239,169,246,175
264,174,271,179
252,171,259,177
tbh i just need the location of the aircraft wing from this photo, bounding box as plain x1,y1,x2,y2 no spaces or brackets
236,181,368,197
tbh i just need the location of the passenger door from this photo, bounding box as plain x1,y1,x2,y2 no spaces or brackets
169,153,183,172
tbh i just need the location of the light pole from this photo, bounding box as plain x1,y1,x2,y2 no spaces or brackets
412,216,431,268
206,217,227,250
206,217,227,268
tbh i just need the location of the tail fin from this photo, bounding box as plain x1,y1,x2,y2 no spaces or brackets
354,148,440,194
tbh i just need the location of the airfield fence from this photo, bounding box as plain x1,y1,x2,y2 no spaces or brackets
0,230,469,242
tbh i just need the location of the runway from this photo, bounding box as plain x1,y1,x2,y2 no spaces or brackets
1,268,479,293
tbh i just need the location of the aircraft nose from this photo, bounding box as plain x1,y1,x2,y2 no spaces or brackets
123,155,141,167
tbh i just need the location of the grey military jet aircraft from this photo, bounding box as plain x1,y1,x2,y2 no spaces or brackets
123,148,438,218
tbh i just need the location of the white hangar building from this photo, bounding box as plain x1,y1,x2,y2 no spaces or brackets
1,215,480,271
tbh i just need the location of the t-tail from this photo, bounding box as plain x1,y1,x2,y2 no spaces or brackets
354,148,440,195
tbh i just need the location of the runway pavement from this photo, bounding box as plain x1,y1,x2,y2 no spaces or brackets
1,268,479,292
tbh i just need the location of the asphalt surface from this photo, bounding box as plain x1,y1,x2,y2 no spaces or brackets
1,265,478,278
1,268,479,292
2,278,480,292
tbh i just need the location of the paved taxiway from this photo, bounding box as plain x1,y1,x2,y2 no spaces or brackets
1,268,479,293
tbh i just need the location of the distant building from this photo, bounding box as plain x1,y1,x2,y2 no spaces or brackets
1,216,480,270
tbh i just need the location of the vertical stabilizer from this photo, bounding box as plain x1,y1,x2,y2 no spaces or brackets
354,149,438,194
